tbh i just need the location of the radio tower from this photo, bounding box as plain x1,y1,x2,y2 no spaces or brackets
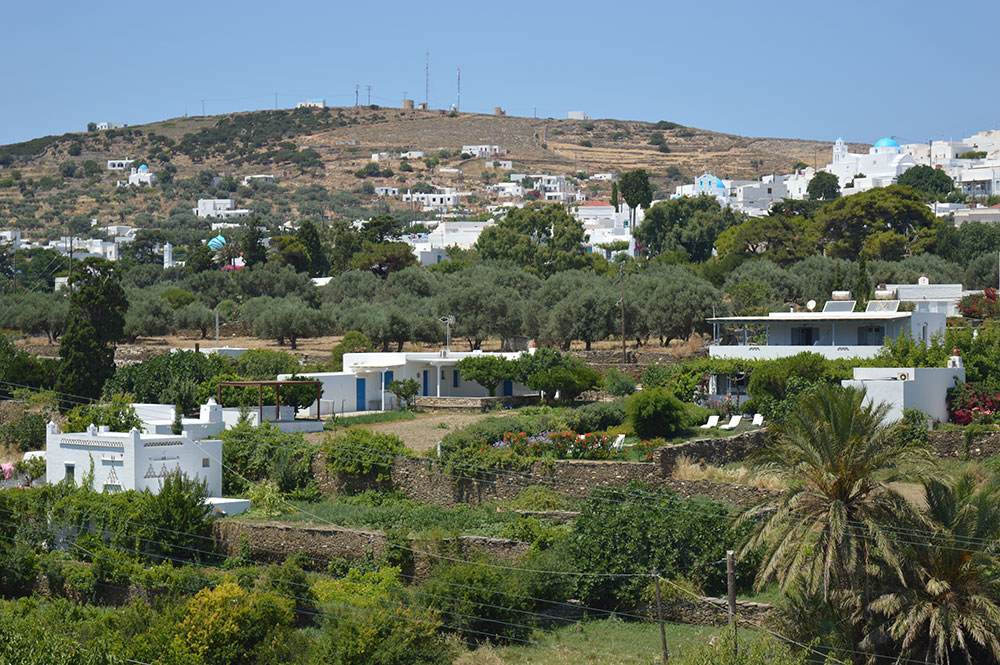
457,67,461,112
425,52,429,107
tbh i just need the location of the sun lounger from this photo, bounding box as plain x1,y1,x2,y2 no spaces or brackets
752,413,764,426
719,415,742,431
700,415,720,429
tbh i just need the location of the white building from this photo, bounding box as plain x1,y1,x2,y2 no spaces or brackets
883,276,972,317
402,220,494,264
462,145,501,158
567,111,589,121
194,199,253,219
0,230,22,250
953,203,1000,226
281,349,535,414
954,165,1000,198
532,174,583,202
707,296,946,362
402,187,461,211
589,173,618,181
842,354,965,424
827,137,916,193
44,421,222,497
401,151,426,159
107,159,134,171
490,182,524,199
95,122,125,131
439,167,462,176
297,99,326,109
375,186,399,197
241,174,276,186
485,159,513,170
117,164,157,188
572,201,637,257
371,152,392,162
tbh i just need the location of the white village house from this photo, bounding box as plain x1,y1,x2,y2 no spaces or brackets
281,350,535,415
842,353,966,425
44,422,222,497
193,199,253,219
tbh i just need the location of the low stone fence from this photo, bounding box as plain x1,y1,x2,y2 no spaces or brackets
665,597,775,627
312,449,779,508
928,430,1000,459
656,429,773,471
212,520,529,580
413,394,539,412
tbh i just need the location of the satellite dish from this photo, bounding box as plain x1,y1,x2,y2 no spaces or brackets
806,299,817,311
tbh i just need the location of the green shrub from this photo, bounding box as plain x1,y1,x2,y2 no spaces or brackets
0,412,47,452
564,399,627,433
219,422,315,494
602,368,636,397
324,428,408,481
626,388,686,439
62,394,143,433
570,482,756,608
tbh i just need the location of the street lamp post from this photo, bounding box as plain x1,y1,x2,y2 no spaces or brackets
439,315,455,352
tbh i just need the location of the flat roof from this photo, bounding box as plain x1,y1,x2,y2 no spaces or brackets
708,312,911,323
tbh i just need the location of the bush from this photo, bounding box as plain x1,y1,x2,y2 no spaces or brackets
570,482,757,608
62,394,143,433
626,388,686,439
324,428,408,481
0,412,47,452
564,398,628,433
527,365,601,402
419,559,535,643
219,422,315,494
142,470,213,563
603,368,636,397
180,582,294,665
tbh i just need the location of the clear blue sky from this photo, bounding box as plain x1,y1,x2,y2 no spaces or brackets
4,0,998,146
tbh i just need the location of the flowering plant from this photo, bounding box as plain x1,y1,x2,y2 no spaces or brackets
948,382,1000,425
958,289,1000,319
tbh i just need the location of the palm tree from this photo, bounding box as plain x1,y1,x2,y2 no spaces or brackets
738,384,932,600
867,474,1000,664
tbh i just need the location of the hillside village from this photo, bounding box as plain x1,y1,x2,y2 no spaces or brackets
4,100,1000,665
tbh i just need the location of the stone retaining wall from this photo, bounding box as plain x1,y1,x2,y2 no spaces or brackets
656,429,773,471
212,520,529,580
928,430,1000,459
312,451,779,508
665,597,775,627
413,394,539,412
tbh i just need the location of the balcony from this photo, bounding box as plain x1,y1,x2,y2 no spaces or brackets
708,345,883,361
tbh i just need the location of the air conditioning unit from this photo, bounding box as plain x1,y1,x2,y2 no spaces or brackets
897,372,910,381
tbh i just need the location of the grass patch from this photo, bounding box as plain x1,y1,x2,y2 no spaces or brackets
671,456,786,490
324,410,418,429
502,487,583,512
457,617,727,665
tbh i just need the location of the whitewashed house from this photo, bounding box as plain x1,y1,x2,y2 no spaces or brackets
400,151,426,159
297,99,326,109
462,145,502,158
402,187,461,211
375,186,400,196
117,164,157,188
281,349,535,415
95,122,125,131
45,422,222,497
842,354,965,424
241,174,276,186
107,159,134,171
193,199,253,219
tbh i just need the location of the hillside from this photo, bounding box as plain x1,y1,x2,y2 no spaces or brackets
0,106,861,236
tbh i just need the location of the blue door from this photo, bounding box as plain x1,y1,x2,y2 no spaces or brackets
422,370,429,396
502,380,513,397
355,377,366,411
383,370,393,388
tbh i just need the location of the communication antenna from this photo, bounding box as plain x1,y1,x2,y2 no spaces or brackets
806,299,817,311
457,67,461,112
425,51,429,106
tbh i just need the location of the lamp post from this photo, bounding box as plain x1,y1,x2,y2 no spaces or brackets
439,315,455,352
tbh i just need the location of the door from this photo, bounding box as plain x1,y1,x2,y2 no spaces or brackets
355,377,366,411
383,371,394,408
422,370,429,396
502,380,513,397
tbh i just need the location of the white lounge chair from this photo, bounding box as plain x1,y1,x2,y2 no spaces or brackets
720,415,742,430
612,433,626,450
700,415,720,429
751,413,764,427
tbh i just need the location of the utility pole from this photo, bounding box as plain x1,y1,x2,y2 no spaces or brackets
67,237,73,296
619,263,626,363
652,570,669,664
425,51,429,107
727,550,738,658
367,85,372,106
456,67,460,112
355,85,359,107
274,92,278,110
202,99,205,116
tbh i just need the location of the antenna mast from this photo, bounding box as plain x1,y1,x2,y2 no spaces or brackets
425,52,429,107
457,67,461,112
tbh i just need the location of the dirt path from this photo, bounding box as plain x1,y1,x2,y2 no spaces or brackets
365,412,493,452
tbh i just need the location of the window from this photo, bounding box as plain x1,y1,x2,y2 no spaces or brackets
453,370,460,388
65,464,75,481
202,458,210,468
